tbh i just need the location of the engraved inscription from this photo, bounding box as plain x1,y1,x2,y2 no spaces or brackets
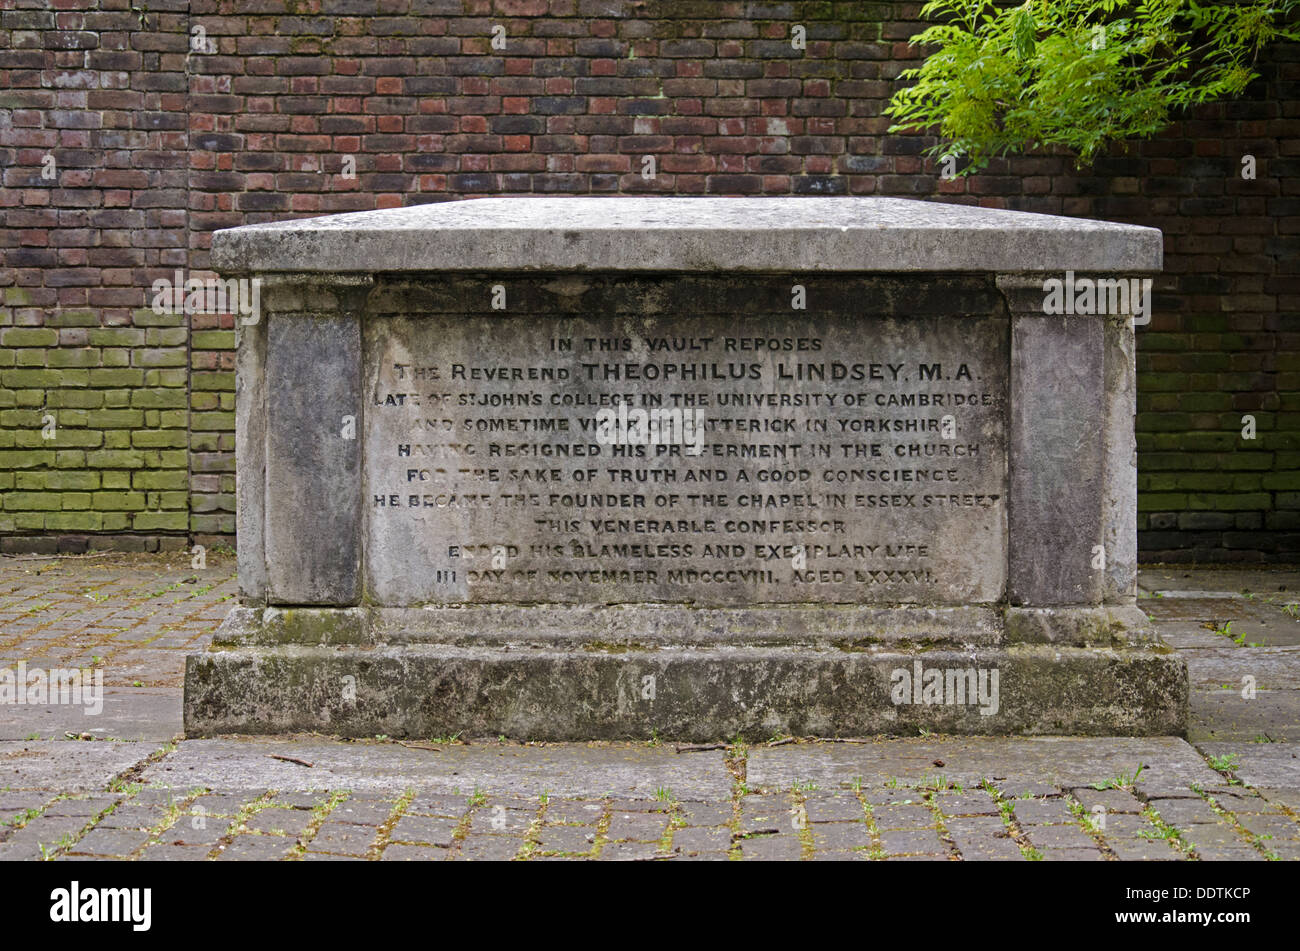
364,314,1008,606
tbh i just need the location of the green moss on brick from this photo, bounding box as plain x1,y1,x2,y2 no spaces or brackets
132,470,189,490
191,330,236,349
3,492,63,511
85,449,146,468
1,328,59,347
45,512,103,531
132,511,188,531
91,491,147,511
131,389,188,409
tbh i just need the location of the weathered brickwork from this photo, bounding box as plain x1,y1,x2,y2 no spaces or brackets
1,0,1297,561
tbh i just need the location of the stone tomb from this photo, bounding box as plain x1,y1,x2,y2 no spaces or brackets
185,197,1187,739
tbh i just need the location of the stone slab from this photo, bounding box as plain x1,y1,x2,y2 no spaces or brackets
140,738,732,799
1185,647,1300,689
1008,314,1105,605
747,736,1222,790
210,197,1164,275
184,643,1187,740
1138,566,1300,596
0,688,180,742
0,740,156,792
1190,691,1300,743
264,312,362,605
1197,742,1300,789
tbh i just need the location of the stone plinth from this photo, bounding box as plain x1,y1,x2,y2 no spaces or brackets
184,197,1187,740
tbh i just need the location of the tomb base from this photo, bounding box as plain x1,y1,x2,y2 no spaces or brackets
184,605,1185,740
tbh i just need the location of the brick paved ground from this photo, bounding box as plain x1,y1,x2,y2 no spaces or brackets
2,553,1299,861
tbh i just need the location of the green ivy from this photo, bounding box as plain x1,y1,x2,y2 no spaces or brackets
885,0,1300,175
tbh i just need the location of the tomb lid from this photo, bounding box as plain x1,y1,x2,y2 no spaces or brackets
211,196,1162,274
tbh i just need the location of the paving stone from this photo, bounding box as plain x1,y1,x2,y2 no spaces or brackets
146,740,732,799
301,851,367,861
737,834,803,861
1258,787,1300,812
1024,824,1097,850
804,794,866,823
670,827,733,853
1190,845,1266,861
607,811,669,841
301,823,375,855
1037,847,1105,861
994,782,1059,798
738,795,787,831
861,787,924,806
488,796,545,811
944,816,1007,836
389,814,459,846
0,792,51,812
1265,840,1300,859
748,738,1221,791
887,853,952,861
0,840,48,861
52,854,118,862
676,850,731,861
212,835,294,860
328,798,394,826
1206,791,1276,814
953,836,1025,860
678,801,733,827
1140,785,1203,799
140,844,211,862
536,824,597,853
407,794,470,817
68,827,151,856
1105,837,1186,861
380,844,448,861
187,794,256,817
1147,798,1222,826
130,787,194,806
1009,798,1075,825
245,807,315,836
1098,814,1158,836
270,791,331,810
872,803,935,830
94,805,163,830
40,796,120,818
1234,812,1300,838
543,800,604,825
455,834,521,861
1177,822,1250,849
935,792,1000,816
808,821,870,851
469,806,532,834
3,815,92,851
158,822,227,847
1071,788,1144,813
879,829,948,854
596,841,663,861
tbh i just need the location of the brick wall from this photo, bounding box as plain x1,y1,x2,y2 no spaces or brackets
1,0,1297,561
